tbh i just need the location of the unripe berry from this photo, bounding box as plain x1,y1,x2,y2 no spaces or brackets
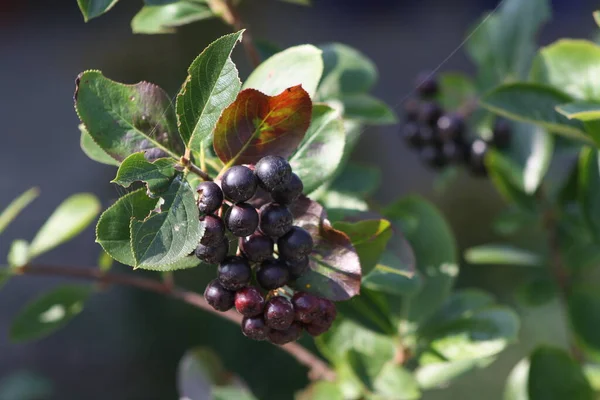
278,226,313,261
196,181,224,214
224,203,259,237
199,214,225,247
259,203,293,237
256,259,289,290
221,165,258,203
271,173,303,205
239,233,274,263
235,286,265,317
255,156,292,192
291,292,320,323
241,316,269,341
195,238,229,264
267,322,303,345
286,256,309,280
218,256,251,291
204,279,235,312
264,296,294,330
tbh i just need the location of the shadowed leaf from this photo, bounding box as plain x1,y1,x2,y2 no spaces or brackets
77,0,120,21
112,152,176,193
79,124,120,166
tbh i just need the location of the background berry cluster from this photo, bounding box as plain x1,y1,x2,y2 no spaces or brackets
400,73,512,177
194,156,336,345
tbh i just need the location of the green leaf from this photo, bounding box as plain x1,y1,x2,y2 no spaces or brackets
79,124,120,166
131,2,214,34
0,188,39,235
279,0,310,5
297,381,344,400
464,244,542,266
362,247,419,297
556,102,600,122
98,250,113,272
338,94,398,125
515,278,557,307
8,240,29,268
504,358,530,400
290,104,345,193
112,152,176,193
10,285,91,342
213,86,312,166
437,73,476,112
28,194,100,259
346,349,391,392
595,11,600,28
493,207,538,236
243,45,323,97
578,148,600,239
531,40,600,101
321,193,369,217
0,371,54,400
317,43,377,99
333,219,392,276
423,289,495,328
131,175,203,269
384,196,458,324
96,189,158,266
77,0,119,21
75,70,184,162
487,154,538,212
0,269,11,291
528,346,593,400
337,287,396,335
290,196,361,301
568,286,600,358
416,358,493,390
212,388,256,400
176,31,243,152
372,363,421,400
330,163,381,197
481,83,589,143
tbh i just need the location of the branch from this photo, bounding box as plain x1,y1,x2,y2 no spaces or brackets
214,0,261,68
180,157,213,181
15,264,335,381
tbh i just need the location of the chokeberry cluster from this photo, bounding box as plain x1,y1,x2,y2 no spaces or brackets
401,73,512,177
194,156,337,345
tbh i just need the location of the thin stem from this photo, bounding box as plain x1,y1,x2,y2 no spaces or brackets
180,157,213,181
14,264,335,381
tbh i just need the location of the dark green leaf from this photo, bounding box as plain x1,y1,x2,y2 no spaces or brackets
176,31,243,151
492,207,538,236
290,196,361,301
424,289,495,329
487,151,538,212
317,43,377,99
112,152,176,193
531,40,600,101
28,194,100,259
363,249,420,297
337,287,395,335
568,286,600,358
75,70,184,162
79,124,120,166
96,189,158,266
77,0,119,21
515,279,557,307
437,73,476,112
0,269,12,291
556,102,600,122
384,196,458,324
330,163,381,197
290,104,345,193
481,83,589,143
0,188,39,235
464,244,542,266
10,285,91,342
213,86,312,166
338,94,397,125
578,147,600,239
528,346,593,400
243,45,323,97
130,175,203,269
279,0,310,5
346,350,390,392
132,2,214,34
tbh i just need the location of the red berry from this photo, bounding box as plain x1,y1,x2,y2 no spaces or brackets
268,322,303,345
264,296,294,331
235,286,265,317
291,292,320,323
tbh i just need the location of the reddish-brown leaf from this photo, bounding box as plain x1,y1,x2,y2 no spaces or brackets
213,86,312,166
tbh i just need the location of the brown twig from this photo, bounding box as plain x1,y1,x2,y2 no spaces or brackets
14,264,335,381
216,0,261,68
180,157,213,181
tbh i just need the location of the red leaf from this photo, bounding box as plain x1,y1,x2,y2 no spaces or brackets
213,86,312,165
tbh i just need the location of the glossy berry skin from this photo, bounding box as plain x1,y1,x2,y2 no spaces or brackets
437,114,465,142
241,316,269,341
271,173,303,205
195,238,229,264
492,119,512,149
420,145,446,169
221,165,258,203
292,292,320,323
259,203,293,237
256,259,289,290
286,256,309,280
196,181,224,214
217,256,251,291
239,233,274,263
224,203,259,237
235,286,265,317
418,101,442,127
268,322,303,345
199,214,225,247
313,298,337,328
278,227,313,261
469,139,489,177
204,279,235,312
264,296,295,330
416,72,439,98
255,156,292,192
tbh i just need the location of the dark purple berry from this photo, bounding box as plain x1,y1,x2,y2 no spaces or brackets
259,203,293,237
199,214,225,247
404,98,421,122
256,259,289,290
264,296,294,330
416,72,439,98
204,279,235,312
196,181,224,214
278,227,313,261
240,233,274,263
218,256,251,291
437,113,465,142
291,292,320,324
271,173,303,205
195,238,229,264
305,323,330,337
401,122,423,148
224,203,259,237
492,119,512,149
241,316,269,341
268,322,303,345
313,297,337,329
418,101,442,127
441,141,464,164
235,286,265,317
221,165,257,203
255,156,292,192
469,139,489,177
419,145,446,169
286,256,309,280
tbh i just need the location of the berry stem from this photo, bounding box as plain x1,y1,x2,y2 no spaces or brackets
13,263,336,381
180,156,213,181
